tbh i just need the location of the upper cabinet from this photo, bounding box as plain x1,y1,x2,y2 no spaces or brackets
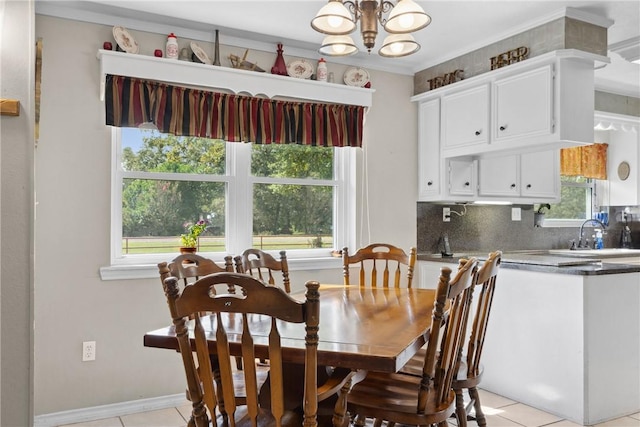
418,99,441,199
412,50,608,159
441,84,489,150
492,65,553,144
478,150,559,202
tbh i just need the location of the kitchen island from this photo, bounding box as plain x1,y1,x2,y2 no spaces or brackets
418,252,640,425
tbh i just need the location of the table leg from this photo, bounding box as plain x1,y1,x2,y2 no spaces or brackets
332,370,367,427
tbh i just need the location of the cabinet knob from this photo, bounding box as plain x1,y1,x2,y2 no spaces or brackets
475,130,482,136
427,181,433,186
464,181,470,187
510,183,516,189
526,184,532,189
499,125,507,131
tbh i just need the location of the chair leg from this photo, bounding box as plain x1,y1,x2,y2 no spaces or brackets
469,387,486,427
455,388,467,427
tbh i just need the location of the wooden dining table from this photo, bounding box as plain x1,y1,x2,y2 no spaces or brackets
144,284,437,424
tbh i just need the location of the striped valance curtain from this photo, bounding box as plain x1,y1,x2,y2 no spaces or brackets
560,143,608,180
105,74,365,147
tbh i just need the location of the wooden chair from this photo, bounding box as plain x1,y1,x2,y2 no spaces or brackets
453,250,502,427
398,252,502,427
345,257,479,427
163,272,320,426
342,243,417,288
234,249,291,293
157,253,234,287
158,253,255,416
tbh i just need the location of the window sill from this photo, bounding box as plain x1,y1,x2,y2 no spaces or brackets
99,256,343,281
540,219,587,228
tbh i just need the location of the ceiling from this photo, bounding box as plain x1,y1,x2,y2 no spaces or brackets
37,0,640,96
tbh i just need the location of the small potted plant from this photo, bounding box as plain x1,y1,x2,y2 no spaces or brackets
180,219,208,254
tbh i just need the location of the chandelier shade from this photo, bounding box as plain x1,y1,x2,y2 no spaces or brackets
383,0,431,33
311,0,357,35
379,33,420,57
319,35,359,56
311,0,431,57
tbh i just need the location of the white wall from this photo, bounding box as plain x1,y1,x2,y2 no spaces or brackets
1,0,35,425
34,15,417,415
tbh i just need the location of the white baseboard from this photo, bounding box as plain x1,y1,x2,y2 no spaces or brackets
34,394,187,427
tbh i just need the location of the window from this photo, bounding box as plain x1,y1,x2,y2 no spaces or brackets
111,128,355,266
536,176,595,226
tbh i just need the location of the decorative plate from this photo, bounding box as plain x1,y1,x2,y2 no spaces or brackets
343,67,370,87
618,161,631,181
112,26,139,54
287,59,313,79
190,41,212,65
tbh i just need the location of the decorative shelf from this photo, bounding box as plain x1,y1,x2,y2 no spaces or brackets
97,50,374,107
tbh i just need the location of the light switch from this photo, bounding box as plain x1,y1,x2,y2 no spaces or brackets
511,207,521,221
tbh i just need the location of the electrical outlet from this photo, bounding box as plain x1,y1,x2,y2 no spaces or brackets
511,207,521,221
443,207,451,222
83,341,96,362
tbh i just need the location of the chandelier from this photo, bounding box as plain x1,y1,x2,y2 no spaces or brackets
311,0,431,57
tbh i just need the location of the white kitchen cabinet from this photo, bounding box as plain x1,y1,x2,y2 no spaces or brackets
418,99,441,200
492,65,553,144
441,84,489,150
478,150,559,202
521,150,559,199
448,158,476,197
417,98,476,202
411,50,607,159
478,154,518,197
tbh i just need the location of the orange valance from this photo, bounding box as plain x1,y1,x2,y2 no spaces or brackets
560,143,608,179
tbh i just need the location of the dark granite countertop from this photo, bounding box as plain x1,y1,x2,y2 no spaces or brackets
418,252,640,276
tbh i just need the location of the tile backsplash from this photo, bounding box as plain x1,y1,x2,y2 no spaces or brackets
417,203,639,254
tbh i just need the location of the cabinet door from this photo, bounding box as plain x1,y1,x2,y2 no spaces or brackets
441,84,489,150
448,159,475,196
418,99,441,200
493,65,553,143
478,154,518,197
520,150,558,199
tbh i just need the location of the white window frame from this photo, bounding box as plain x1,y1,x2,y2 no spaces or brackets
102,128,356,279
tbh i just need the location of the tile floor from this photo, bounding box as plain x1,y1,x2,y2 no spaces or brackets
58,389,640,427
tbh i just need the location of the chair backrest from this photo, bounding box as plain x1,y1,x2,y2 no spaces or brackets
157,253,234,287
465,250,502,378
163,272,320,427
342,243,417,288
418,257,478,412
234,249,291,293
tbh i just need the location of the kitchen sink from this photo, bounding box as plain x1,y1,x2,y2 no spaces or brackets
546,248,640,258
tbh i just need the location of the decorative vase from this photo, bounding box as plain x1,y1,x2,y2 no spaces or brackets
213,29,221,66
271,43,287,75
179,246,197,255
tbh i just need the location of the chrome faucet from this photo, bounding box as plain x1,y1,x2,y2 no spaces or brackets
575,218,607,249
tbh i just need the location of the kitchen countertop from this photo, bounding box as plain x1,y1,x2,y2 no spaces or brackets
418,251,640,275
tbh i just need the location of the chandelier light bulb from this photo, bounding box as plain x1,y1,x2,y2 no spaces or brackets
328,15,344,29
390,41,405,54
398,14,414,29
333,43,347,54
